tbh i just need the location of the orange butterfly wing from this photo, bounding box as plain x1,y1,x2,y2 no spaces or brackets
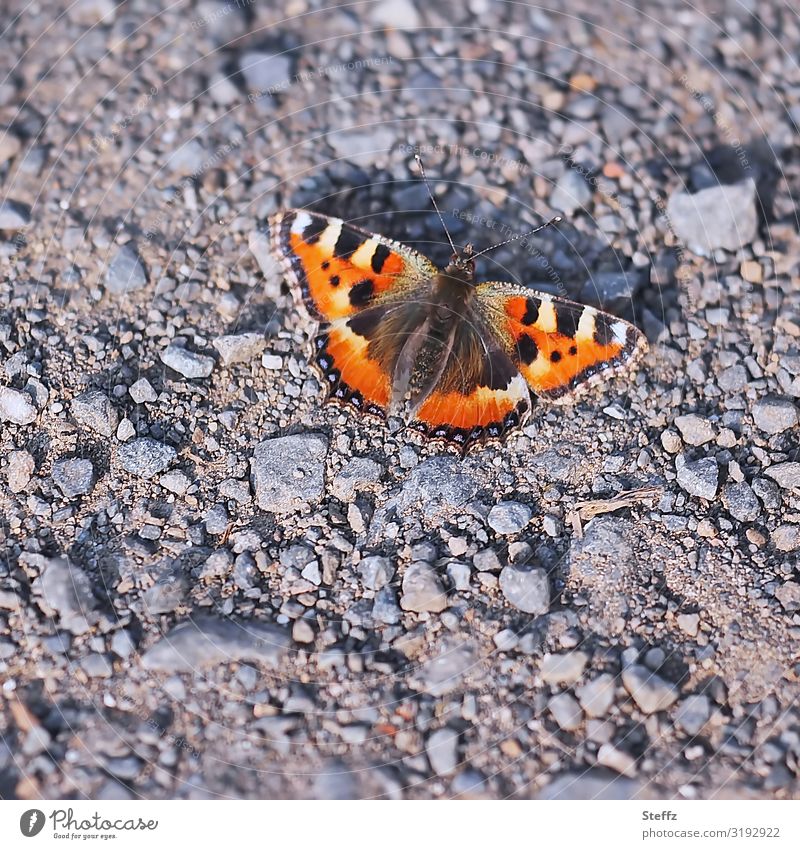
474,282,647,400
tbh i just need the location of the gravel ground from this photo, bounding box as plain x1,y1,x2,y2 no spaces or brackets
1,0,800,800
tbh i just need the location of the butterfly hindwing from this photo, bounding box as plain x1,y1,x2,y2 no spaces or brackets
409,317,532,450
269,209,437,322
474,282,647,400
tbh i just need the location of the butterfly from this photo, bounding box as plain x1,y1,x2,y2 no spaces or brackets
268,161,647,452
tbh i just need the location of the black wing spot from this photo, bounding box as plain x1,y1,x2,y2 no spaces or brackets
321,260,330,270
517,334,538,365
555,307,579,338
301,215,327,244
479,349,517,390
334,227,363,260
347,308,382,339
521,298,539,325
569,344,578,356
593,313,617,346
371,243,391,274
329,275,340,287
550,350,562,363
349,279,375,307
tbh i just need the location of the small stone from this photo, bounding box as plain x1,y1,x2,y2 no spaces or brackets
676,454,719,499
213,333,266,366
473,548,502,572
393,457,478,523
52,457,94,498
775,582,800,611
372,586,402,625
142,615,289,672
118,438,176,479
36,555,97,635
540,651,589,685
165,139,206,176
129,378,157,403
81,653,113,678
204,503,229,535
6,450,34,493
426,727,459,776
358,555,394,591
621,665,678,714
401,562,447,613
752,396,798,435
674,694,710,736
772,525,800,552
739,259,763,283
262,353,283,370
676,613,700,637
493,629,518,651
666,179,757,254
71,390,118,437
447,561,471,591
548,692,583,731
674,414,715,446
660,430,682,452
576,674,616,718
0,386,37,424
250,433,328,512
110,630,135,658
550,167,592,215
116,418,135,441
239,50,292,94
371,0,421,29
199,550,233,580
160,344,214,379
487,501,532,534
0,131,21,164
597,743,637,777
105,244,147,294
331,456,383,502
764,462,800,490
0,198,32,229
722,482,760,522
292,619,315,643
159,471,189,495
499,565,549,614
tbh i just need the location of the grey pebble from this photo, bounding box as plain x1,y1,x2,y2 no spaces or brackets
499,565,549,614
142,615,290,672
401,562,447,613
550,167,591,215
331,456,383,502
752,396,798,434
426,727,460,776
0,386,37,424
674,694,710,736
772,525,800,552
71,390,118,437
239,51,292,93
676,454,719,499
487,501,532,534
160,344,214,379
764,462,800,490
52,457,95,498
250,433,328,512
372,586,402,625
105,244,147,294
80,653,113,678
213,333,266,366
722,482,760,522
6,449,34,492
129,378,157,404
548,692,583,731
674,414,715,446
118,437,176,479
576,674,616,718
540,651,589,685
447,561,471,591
621,664,678,714
0,198,32,229
667,179,757,254
358,555,394,591
36,556,97,635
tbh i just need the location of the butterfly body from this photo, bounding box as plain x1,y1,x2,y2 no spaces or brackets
269,207,647,452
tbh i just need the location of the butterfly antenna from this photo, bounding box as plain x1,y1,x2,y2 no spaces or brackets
470,215,563,261
414,154,458,255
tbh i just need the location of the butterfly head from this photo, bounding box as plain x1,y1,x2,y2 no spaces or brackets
445,243,476,282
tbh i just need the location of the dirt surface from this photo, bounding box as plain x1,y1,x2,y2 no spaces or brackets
1,0,799,800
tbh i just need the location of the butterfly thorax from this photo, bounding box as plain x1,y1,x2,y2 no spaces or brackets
388,264,476,420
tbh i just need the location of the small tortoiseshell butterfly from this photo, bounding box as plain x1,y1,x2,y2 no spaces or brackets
269,160,647,452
